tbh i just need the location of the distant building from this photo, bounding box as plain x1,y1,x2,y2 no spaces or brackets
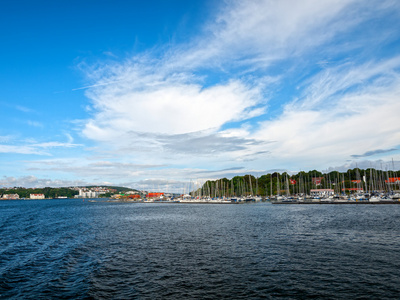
1,194,19,199
125,191,139,195
30,194,45,199
78,189,102,198
147,192,164,198
310,189,334,197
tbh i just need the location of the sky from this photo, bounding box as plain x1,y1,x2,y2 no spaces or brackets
1,0,400,191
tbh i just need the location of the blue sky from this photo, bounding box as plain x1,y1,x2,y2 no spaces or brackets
1,0,400,191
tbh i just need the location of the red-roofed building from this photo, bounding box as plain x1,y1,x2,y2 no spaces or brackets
147,192,164,198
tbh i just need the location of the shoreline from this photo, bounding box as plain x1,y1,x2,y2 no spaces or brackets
272,201,400,204
2,198,400,205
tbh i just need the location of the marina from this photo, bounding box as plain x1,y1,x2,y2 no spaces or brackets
2,168,400,206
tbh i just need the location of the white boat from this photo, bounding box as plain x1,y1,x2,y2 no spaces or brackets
390,193,400,200
369,196,381,202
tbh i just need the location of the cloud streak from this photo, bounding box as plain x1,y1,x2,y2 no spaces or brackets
351,148,398,158
0,175,97,189
0,141,81,155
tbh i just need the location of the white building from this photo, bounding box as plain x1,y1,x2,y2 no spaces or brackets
1,194,19,199
310,189,334,197
30,194,45,199
78,189,102,198
125,191,139,195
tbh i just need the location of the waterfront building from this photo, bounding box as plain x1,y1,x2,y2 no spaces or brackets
1,194,20,199
125,191,140,195
30,194,45,199
78,189,102,198
147,192,164,198
310,189,334,197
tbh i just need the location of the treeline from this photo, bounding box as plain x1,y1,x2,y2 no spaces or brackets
0,187,79,199
194,168,400,197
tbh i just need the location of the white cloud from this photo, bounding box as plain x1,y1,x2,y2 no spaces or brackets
0,145,49,155
250,57,400,169
296,56,400,110
0,175,91,188
83,79,264,140
167,0,397,71
0,141,81,155
323,159,400,173
75,0,400,181
211,0,352,55
34,142,81,148
26,158,164,180
0,135,13,143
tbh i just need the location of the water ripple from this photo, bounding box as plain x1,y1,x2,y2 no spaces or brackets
1,201,400,299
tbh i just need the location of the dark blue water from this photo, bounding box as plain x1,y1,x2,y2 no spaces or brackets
1,200,400,299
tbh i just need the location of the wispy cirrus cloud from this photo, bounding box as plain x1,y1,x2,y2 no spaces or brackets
250,56,400,170
0,135,13,143
295,56,400,111
0,141,81,155
0,145,50,155
15,105,34,113
166,0,398,72
26,120,44,128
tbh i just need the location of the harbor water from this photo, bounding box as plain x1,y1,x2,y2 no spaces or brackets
1,199,400,299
